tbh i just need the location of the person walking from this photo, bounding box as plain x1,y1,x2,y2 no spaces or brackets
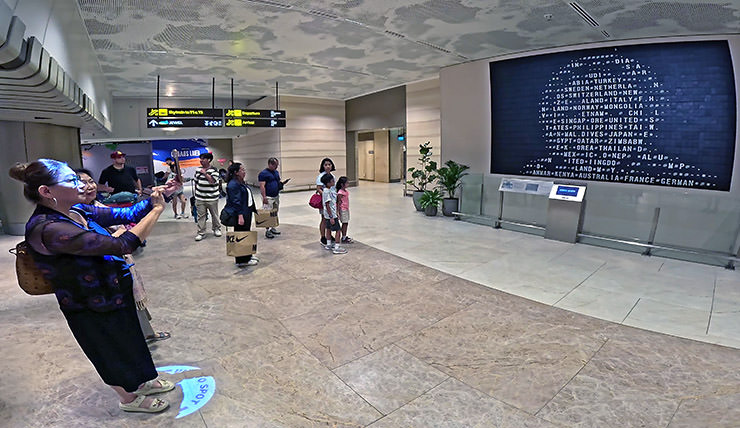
225,162,259,267
10,159,173,413
335,176,354,244
193,152,222,241
258,157,289,239
315,158,336,246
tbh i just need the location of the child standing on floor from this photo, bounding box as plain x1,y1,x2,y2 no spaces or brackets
321,173,347,254
335,176,353,244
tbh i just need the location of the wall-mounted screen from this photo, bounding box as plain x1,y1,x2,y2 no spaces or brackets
490,41,736,191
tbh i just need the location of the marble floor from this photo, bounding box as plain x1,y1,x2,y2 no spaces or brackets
0,181,738,427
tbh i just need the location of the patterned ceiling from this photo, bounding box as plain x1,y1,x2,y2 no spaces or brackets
78,0,740,100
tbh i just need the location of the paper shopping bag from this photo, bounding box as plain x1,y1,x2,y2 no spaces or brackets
225,231,258,257
254,209,279,228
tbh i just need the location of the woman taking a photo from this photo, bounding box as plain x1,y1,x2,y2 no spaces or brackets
225,162,259,268
10,159,173,414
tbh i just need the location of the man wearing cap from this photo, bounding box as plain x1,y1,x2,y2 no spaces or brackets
98,150,142,196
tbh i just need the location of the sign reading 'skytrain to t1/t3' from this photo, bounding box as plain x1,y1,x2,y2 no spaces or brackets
147,108,224,118
146,108,224,128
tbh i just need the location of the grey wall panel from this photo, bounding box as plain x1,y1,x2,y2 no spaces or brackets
346,86,406,131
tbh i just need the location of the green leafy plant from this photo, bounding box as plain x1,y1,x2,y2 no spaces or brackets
436,160,470,198
419,189,443,209
407,141,438,191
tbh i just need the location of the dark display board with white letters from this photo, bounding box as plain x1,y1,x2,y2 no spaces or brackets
490,41,736,190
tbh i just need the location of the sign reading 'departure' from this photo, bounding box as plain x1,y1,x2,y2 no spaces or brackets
490,41,736,191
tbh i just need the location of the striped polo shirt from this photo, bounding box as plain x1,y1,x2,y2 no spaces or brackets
194,167,221,201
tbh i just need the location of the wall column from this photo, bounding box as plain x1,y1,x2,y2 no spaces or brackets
0,121,81,235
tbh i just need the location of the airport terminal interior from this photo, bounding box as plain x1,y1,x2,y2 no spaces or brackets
1,1,740,427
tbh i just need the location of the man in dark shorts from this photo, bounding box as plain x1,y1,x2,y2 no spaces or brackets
98,151,142,196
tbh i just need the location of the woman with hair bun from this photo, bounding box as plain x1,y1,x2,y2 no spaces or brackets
9,159,173,414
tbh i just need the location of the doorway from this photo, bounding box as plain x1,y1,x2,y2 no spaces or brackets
355,128,405,183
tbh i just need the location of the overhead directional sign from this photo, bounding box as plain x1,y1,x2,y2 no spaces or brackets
147,108,223,117
225,109,286,119
147,118,223,128
225,118,286,128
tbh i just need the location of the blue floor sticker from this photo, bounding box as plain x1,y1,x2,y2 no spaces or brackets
156,365,201,375
176,376,216,419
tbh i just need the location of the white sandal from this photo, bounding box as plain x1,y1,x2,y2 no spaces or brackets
134,379,175,395
119,395,169,413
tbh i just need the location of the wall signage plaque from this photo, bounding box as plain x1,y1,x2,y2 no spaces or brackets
490,41,736,191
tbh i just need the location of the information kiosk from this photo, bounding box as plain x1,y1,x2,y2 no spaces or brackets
545,184,586,243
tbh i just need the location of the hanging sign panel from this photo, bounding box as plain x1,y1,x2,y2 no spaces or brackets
490,41,736,191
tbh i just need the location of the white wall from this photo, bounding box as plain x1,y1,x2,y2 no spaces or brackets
406,79,441,186
233,97,281,186
4,0,112,121
277,96,346,190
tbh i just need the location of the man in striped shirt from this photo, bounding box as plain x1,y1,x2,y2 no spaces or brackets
194,152,223,241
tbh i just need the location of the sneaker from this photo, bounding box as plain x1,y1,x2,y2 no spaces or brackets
269,228,281,235
265,231,275,239
332,246,348,254
214,230,222,237
181,212,189,218
324,243,334,251
320,236,327,245
194,234,205,241
175,214,182,219
237,259,259,268
341,237,354,244
251,255,260,262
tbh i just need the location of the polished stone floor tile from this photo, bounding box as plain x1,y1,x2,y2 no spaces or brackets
333,345,449,415
622,297,711,338
554,285,640,323
667,393,740,428
367,378,560,428
211,336,382,427
396,301,611,413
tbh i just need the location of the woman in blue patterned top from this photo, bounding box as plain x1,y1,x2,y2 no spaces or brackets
9,159,174,414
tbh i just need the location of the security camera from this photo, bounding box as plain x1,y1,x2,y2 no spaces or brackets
544,13,553,21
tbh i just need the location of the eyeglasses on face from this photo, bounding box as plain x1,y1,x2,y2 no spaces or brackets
51,176,81,187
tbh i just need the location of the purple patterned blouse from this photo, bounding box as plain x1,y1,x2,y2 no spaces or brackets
25,200,152,313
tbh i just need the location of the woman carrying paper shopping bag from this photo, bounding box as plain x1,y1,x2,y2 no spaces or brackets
225,162,259,268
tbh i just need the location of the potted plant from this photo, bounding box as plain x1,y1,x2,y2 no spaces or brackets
407,141,438,211
436,160,470,216
419,189,443,216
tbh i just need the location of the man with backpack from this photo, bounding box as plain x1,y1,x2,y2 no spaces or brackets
258,157,289,238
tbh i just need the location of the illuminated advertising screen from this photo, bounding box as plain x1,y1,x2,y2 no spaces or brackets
490,41,736,190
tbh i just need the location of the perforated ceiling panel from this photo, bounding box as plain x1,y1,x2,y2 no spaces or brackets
77,0,740,100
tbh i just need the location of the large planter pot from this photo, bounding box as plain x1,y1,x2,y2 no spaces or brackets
442,198,459,217
412,191,424,211
424,205,438,216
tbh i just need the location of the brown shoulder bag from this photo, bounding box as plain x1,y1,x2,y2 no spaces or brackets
9,241,54,295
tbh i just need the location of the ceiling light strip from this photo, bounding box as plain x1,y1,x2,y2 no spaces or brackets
569,2,600,27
